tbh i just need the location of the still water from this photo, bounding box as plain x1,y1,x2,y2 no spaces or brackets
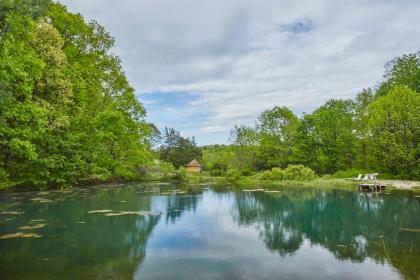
0,184,419,279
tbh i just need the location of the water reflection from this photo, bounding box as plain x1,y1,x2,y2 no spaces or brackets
0,185,419,279
233,189,420,279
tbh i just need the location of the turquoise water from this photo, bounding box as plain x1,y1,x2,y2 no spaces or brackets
0,184,419,279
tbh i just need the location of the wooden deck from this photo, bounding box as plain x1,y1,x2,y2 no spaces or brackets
358,183,386,192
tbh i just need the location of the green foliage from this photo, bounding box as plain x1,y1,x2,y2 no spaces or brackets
332,168,370,179
257,106,299,169
376,53,420,96
259,167,284,180
225,169,241,183
202,144,235,170
208,161,228,176
174,166,188,181
159,127,201,168
0,1,152,187
282,165,316,181
367,86,420,179
225,53,420,180
258,165,315,181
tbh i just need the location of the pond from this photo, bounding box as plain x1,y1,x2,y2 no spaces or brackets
0,184,419,279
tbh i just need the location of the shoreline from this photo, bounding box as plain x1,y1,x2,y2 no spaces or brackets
1,177,419,193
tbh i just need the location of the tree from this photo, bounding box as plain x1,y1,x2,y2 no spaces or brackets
256,106,299,168
367,86,420,179
0,1,152,187
159,127,201,168
308,100,356,174
353,88,376,169
376,53,420,97
295,114,320,172
230,125,259,170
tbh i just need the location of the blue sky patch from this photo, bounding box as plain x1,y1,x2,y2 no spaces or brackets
281,19,314,34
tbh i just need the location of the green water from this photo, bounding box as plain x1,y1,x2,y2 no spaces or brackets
0,184,419,280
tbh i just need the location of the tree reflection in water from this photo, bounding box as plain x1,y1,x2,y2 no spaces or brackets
233,189,420,279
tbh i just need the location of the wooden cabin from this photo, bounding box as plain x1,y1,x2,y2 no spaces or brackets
185,159,202,173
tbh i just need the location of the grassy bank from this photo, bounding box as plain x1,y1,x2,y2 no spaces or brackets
233,177,358,189
2,173,419,193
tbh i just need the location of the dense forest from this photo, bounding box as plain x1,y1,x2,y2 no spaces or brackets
0,0,153,187
1,0,419,189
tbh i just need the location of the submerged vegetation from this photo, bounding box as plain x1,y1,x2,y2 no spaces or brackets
0,1,419,189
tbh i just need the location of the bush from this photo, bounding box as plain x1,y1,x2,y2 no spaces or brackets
225,169,241,183
259,170,273,180
270,167,284,180
210,162,228,176
158,161,176,179
282,165,316,181
0,168,7,181
174,167,187,181
258,165,315,181
241,169,254,176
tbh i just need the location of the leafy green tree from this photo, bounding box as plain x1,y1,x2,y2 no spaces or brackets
294,114,320,172
159,127,201,168
0,1,152,187
376,53,420,97
367,86,420,179
229,125,259,170
298,100,356,174
353,88,376,169
256,106,299,168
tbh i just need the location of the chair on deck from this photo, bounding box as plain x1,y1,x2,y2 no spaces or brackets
353,174,363,181
367,173,379,181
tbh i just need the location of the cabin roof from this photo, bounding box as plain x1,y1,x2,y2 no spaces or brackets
185,159,202,167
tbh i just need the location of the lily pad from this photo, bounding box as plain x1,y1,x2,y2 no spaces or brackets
0,211,24,215
19,223,46,230
104,211,161,217
30,198,52,203
0,232,42,239
88,209,113,214
29,219,46,224
400,228,420,233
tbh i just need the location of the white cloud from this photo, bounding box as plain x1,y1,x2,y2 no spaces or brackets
60,0,420,144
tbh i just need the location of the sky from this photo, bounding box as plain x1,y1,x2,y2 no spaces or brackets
60,0,420,145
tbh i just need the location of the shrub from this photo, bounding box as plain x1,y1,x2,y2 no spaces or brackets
258,165,315,181
241,169,254,176
225,169,241,183
283,165,316,181
0,168,7,181
159,161,176,179
259,170,273,180
174,167,187,181
270,167,284,180
210,162,228,176
258,167,283,180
